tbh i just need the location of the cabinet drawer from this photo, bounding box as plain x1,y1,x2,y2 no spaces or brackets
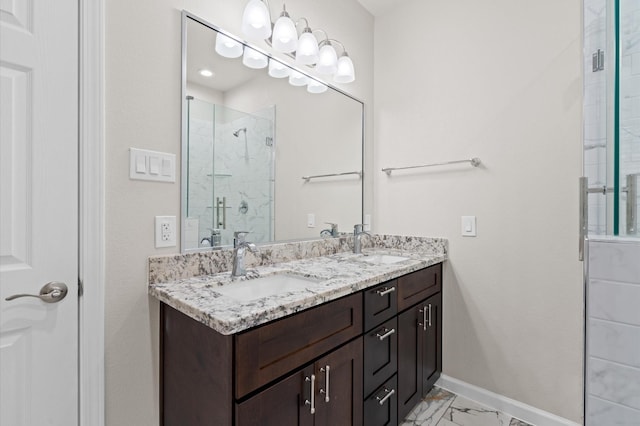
397,264,442,311
364,374,398,426
364,280,398,332
364,317,397,398
235,293,362,398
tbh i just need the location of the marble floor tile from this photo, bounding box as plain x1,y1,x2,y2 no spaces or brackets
439,396,512,426
401,387,457,426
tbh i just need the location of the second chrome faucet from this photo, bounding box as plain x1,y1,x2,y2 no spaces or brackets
232,231,259,277
353,224,371,254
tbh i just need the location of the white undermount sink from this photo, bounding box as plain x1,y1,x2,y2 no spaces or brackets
357,254,410,265
213,274,321,301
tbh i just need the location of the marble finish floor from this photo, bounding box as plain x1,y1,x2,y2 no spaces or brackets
401,387,535,426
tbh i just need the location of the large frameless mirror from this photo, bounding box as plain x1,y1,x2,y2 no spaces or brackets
181,12,364,252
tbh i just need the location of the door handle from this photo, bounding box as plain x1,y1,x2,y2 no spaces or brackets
579,177,588,261
5,281,68,303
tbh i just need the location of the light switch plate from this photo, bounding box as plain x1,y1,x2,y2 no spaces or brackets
155,216,177,248
130,148,176,182
307,213,315,228
461,216,477,237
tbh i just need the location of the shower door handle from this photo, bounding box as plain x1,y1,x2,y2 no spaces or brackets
627,174,638,235
579,177,588,261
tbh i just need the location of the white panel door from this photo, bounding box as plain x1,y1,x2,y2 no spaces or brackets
0,0,79,424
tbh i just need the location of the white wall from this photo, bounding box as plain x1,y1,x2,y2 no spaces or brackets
105,1,373,424
373,0,584,422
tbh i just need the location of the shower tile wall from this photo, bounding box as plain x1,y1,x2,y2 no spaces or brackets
187,103,274,247
586,238,640,424
188,115,215,244
584,0,608,235
215,113,274,245
619,0,640,232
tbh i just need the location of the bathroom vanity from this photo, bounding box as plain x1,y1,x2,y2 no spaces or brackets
149,235,446,426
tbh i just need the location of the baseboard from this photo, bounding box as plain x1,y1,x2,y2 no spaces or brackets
436,375,581,426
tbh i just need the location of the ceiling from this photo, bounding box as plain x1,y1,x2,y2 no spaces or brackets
356,0,412,17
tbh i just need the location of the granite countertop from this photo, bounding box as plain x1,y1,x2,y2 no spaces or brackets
149,239,446,335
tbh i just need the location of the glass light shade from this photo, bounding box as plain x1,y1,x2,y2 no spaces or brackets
315,43,338,75
272,12,298,53
296,31,319,65
288,70,308,86
333,54,355,83
215,33,243,58
242,48,268,69
268,59,290,78
307,79,328,94
241,0,272,40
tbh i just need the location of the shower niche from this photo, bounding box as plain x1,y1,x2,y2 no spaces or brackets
185,99,275,249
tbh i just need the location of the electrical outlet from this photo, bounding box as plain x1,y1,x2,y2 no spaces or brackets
307,213,315,228
155,216,176,248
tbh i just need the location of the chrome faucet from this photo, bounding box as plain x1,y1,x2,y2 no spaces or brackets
232,231,259,277
320,222,339,238
353,224,371,254
200,228,221,248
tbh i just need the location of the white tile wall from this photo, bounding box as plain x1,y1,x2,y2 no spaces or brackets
186,100,275,248
586,239,640,425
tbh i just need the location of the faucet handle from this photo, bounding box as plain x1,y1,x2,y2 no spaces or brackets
354,224,363,234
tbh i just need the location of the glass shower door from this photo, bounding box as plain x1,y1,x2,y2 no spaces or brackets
615,0,640,235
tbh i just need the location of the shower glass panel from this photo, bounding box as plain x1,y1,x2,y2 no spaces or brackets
583,0,639,236
185,98,275,249
617,0,640,235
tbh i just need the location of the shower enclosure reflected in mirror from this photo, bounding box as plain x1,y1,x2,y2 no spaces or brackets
181,12,364,252
186,99,275,248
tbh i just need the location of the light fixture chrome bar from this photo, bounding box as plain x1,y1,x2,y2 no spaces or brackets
382,158,481,175
302,170,362,182
627,174,638,235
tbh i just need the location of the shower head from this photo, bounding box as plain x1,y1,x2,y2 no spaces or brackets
233,128,247,137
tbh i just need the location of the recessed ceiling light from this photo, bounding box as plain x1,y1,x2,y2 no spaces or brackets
199,69,214,77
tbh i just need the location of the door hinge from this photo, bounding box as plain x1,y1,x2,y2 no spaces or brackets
78,278,84,297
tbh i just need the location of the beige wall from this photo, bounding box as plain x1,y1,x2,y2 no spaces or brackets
373,0,583,422
105,1,373,424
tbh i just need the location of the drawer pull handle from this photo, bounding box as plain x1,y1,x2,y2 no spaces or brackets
319,365,330,402
376,286,396,297
375,327,396,341
304,374,316,414
428,303,432,328
376,388,395,406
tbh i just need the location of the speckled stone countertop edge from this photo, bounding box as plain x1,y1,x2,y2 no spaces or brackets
149,247,447,335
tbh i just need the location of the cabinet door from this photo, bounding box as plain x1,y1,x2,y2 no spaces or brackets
235,366,315,426
397,305,422,421
314,338,363,426
422,292,442,396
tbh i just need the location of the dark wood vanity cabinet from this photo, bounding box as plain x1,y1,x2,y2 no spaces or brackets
236,337,363,426
160,262,442,426
396,265,443,421
363,263,443,425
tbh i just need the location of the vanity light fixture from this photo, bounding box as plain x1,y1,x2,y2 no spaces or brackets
240,0,356,84
268,59,290,78
306,79,327,94
199,69,214,77
242,47,269,69
241,0,272,40
215,32,244,58
272,4,297,53
288,69,308,86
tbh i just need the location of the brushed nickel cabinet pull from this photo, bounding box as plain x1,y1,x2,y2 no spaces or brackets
376,388,395,406
319,366,330,402
376,286,395,297
304,374,316,414
375,327,396,341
